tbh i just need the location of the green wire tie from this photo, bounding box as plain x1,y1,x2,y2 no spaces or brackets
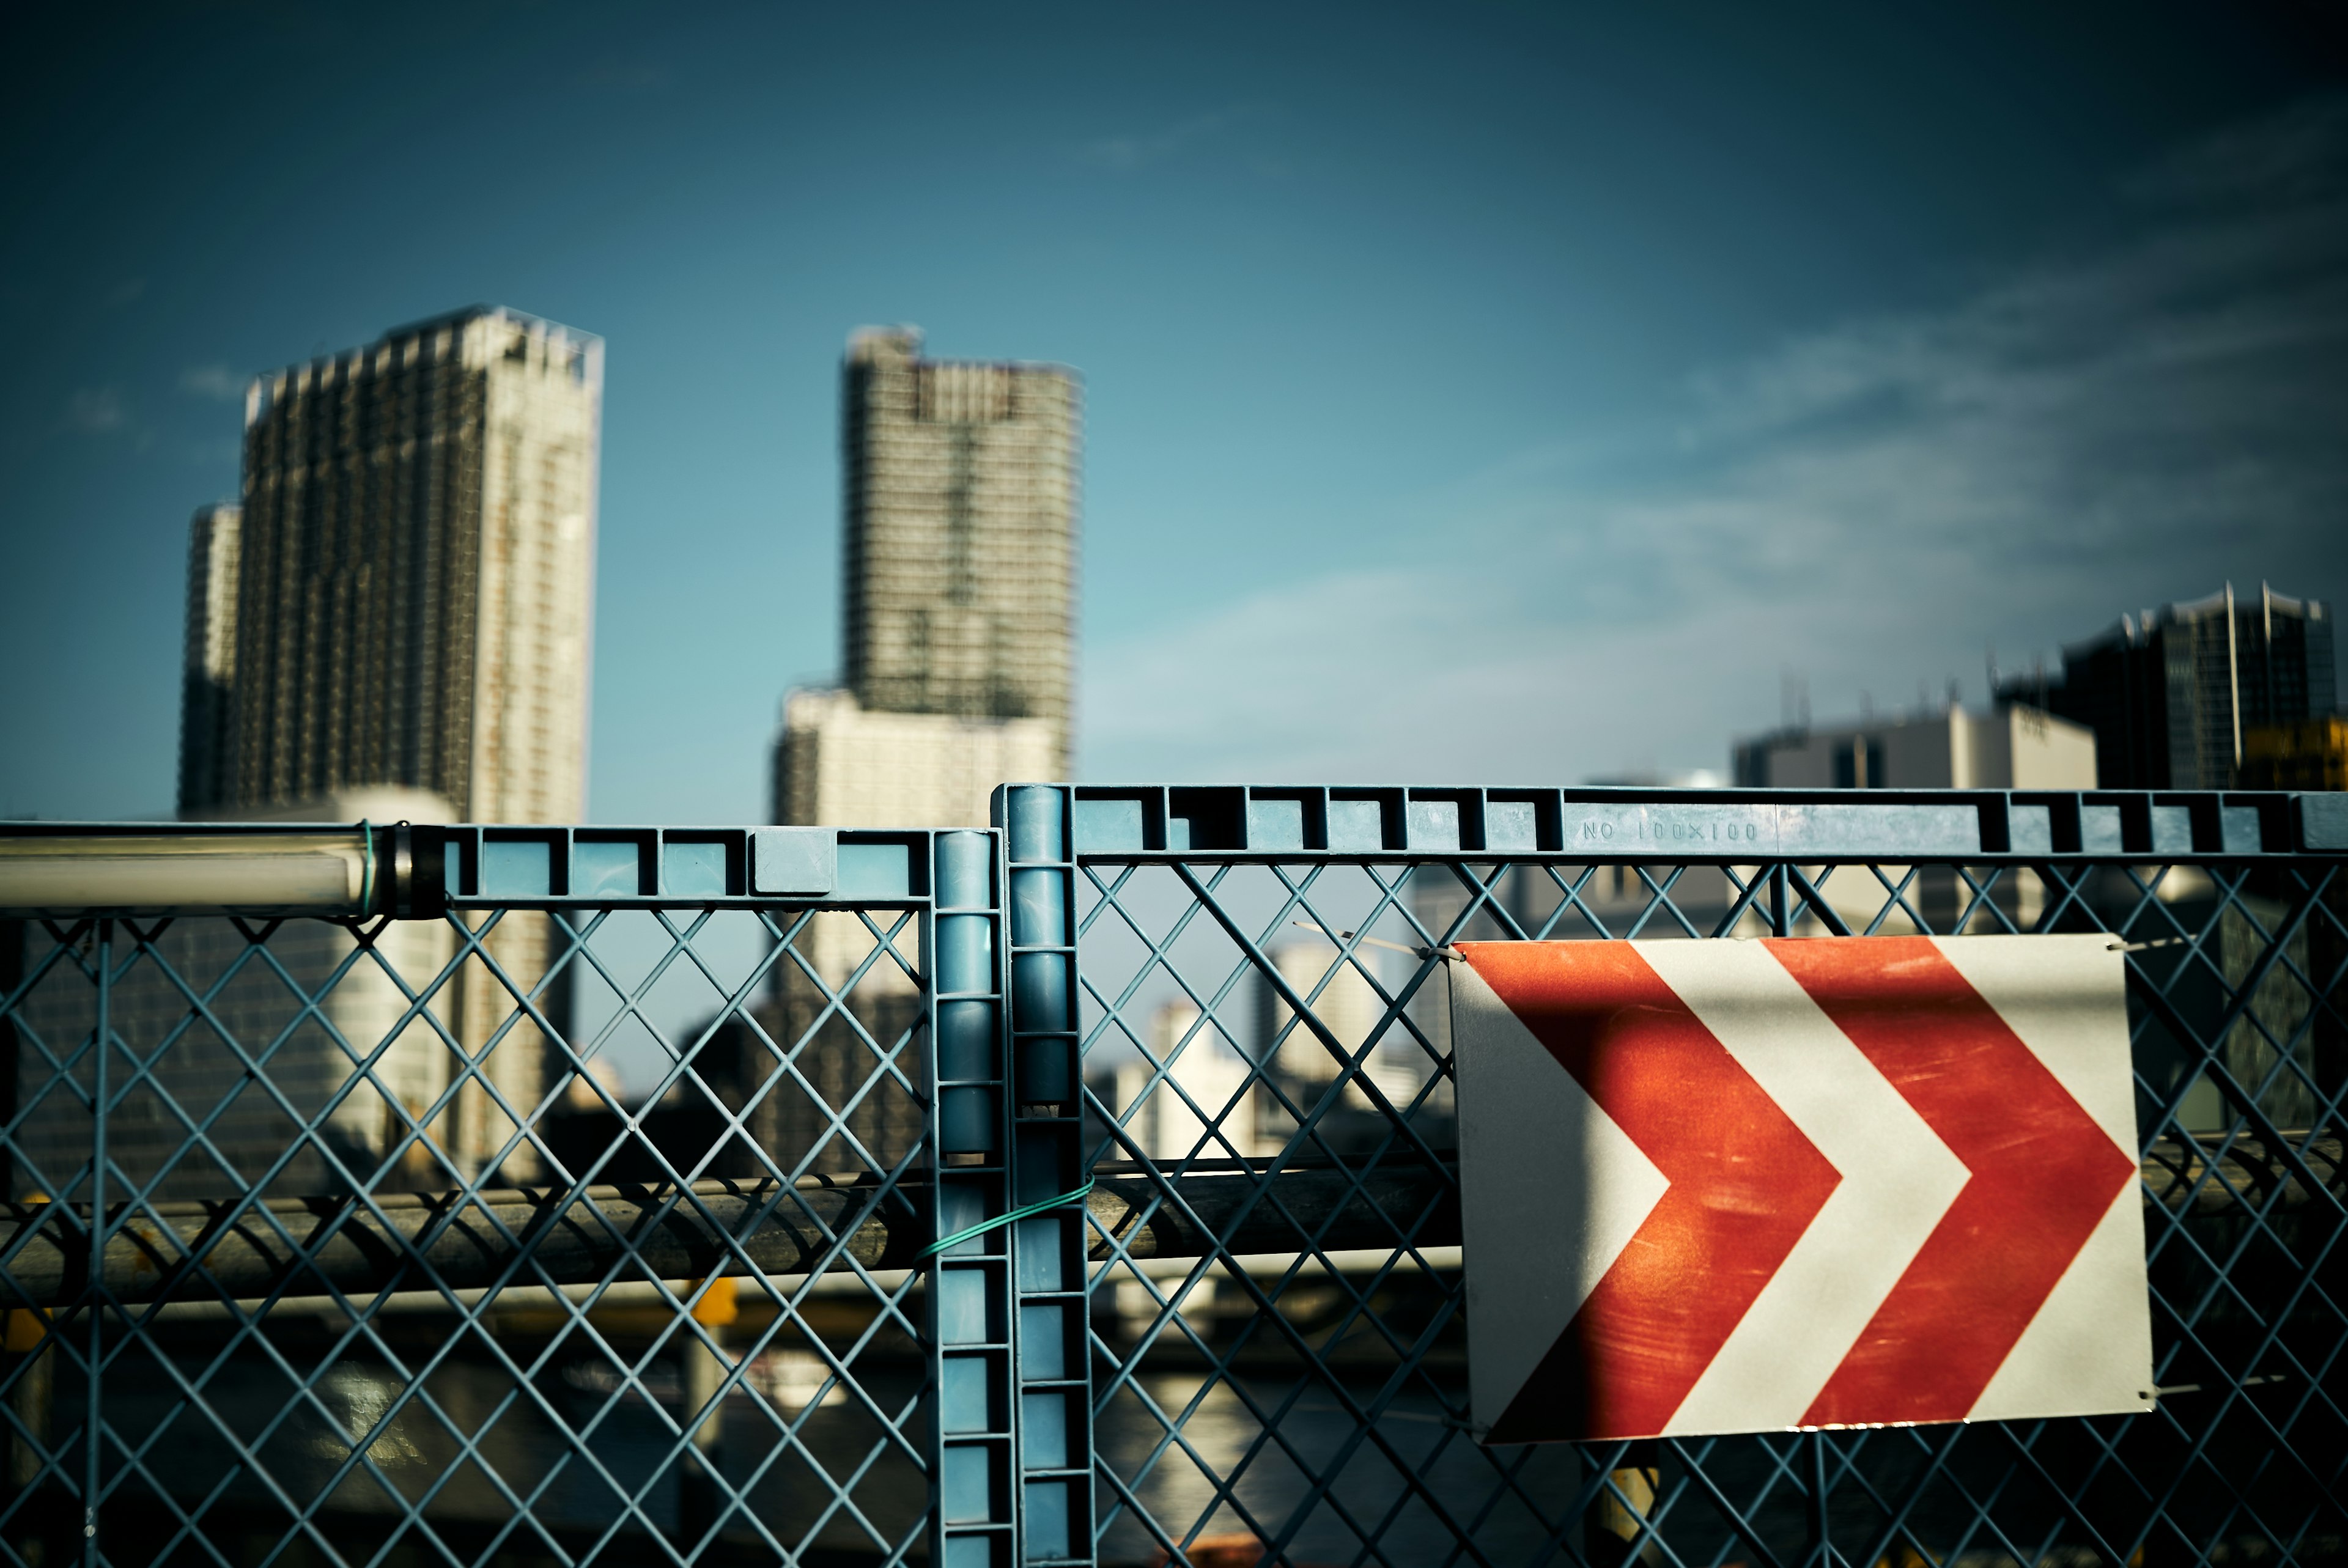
917,1178,1096,1261
356,819,375,915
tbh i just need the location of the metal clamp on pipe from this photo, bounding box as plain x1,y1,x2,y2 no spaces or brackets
383,822,449,919
0,822,449,920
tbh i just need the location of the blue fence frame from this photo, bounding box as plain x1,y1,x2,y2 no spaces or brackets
2,787,2343,1567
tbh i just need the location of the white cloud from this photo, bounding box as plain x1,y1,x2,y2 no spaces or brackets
1080,96,2348,786
62,387,128,434
1079,106,1257,172
179,364,246,402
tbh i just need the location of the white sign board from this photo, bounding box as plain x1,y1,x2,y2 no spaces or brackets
1451,935,2152,1443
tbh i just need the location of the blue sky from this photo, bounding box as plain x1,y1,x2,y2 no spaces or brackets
2,2,2342,822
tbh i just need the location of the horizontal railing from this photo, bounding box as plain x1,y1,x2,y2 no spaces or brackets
1055,784,2348,859
4,787,2344,921
0,822,919,916
3,1135,2331,1309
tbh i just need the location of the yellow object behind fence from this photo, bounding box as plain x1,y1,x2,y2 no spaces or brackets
2242,715,2348,790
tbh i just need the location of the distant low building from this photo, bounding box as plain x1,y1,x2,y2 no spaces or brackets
1733,704,2096,789
739,687,1059,1175
1107,1000,1269,1162
1995,584,2335,789
769,686,1057,831
1584,769,1726,789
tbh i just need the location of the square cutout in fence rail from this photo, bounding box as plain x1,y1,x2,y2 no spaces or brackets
942,1353,1001,1434
939,1265,1002,1345
2150,804,2193,855
2009,805,2054,855
944,1536,1006,1568
481,836,556,897
1168,787,1244,852
1018,1305,1069,1380
663,837,734,898
941,1443,1000,1524
1408,797,1462,851
1020,1391,1073,1468
572,837,649,899
1485,798,1542,853
836,839,915,899
1246,795,1308,852
1016,1213,1071,1292
1074,795,1145,853
940,1176,1006,1258
2220,806,2263,854
1022,1480,1074,1561
1327,794,1393,852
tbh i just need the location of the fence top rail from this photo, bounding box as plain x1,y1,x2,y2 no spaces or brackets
6,784,2342,918
0,823,973,918
994,782,2348,862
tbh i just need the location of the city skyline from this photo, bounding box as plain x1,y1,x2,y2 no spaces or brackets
2,5,2343,824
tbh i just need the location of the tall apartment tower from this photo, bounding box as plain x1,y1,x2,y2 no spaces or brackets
181,304,602,822
151,305,602,1185
751,329,1079,1171
840,326,1080,773
1998,584,2336,789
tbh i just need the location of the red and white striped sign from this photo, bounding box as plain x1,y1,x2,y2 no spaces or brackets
1451,936,2151,1444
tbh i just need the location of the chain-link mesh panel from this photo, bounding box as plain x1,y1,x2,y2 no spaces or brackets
0,902,940,1567
1075,856,2346,1567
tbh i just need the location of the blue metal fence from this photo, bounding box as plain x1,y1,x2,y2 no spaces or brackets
2,789,2342,1567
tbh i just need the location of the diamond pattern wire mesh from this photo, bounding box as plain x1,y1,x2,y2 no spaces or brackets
1,902,937,1568
4,844,2342,1567
1072,855,2347,1568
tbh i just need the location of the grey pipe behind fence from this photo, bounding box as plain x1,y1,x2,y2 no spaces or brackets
0,1135,2335,1310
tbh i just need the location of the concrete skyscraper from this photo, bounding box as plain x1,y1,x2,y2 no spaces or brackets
183,304,601,823
773,327,1079,831
138,305,602,1187
752,328,1080,1169
838,325,1080,770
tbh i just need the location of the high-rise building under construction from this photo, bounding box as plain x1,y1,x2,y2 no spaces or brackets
838,325,1080,774
752,328,1080,1169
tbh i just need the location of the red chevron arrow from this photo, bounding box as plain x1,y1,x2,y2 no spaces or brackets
1463,943,1842,1442
1765,937,2138,1427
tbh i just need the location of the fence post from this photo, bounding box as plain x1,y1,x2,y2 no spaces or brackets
999,785,1092,1567
931,830,1020,1566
